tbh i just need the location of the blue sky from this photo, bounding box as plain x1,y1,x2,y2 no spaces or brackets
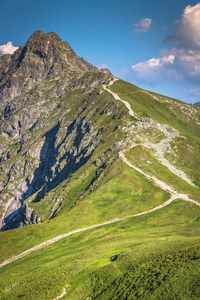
0,0,200,103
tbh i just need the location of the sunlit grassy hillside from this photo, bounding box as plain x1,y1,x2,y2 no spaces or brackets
0,79,200,299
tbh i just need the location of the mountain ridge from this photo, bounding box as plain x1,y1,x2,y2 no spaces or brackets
0,30,200,300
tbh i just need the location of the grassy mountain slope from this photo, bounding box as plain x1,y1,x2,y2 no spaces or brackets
0,200,199,299
0,76,200,299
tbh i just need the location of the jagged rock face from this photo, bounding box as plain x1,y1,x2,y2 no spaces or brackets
0,30,98,109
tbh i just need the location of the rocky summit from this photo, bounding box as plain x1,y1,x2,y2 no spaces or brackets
0,30,98,108
0,30,200,300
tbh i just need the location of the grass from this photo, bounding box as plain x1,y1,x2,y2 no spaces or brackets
78,158,169,221
0,200,199,299
88,243,200,300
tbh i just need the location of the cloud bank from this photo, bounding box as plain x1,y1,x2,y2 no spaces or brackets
132,3,200,86
164,3,200,50
134,18,152,33
0,41,19,56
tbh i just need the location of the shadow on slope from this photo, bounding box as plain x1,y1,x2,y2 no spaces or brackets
3,117,96,229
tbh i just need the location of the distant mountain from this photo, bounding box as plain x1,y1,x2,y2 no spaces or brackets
194,101,200,108
0,31,200,300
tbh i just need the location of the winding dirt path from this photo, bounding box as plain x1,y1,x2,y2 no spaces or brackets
53,284,70,300
103,78,139,120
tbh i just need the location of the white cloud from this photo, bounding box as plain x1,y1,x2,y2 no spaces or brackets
134,18,152,33
132,48,200,84
0,41,18,56
132,54,178,83
131,3,200,86
189,88,200,96
164,3,200,49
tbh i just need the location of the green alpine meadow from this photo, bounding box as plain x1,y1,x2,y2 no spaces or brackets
0,31,199,300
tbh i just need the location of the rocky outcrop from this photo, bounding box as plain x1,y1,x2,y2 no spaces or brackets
2,202,40,231
123,117,196,187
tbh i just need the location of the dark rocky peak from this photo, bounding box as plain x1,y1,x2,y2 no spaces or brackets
21,30,74,64
14,30,98,78
26,30,71,49
0,30,98,105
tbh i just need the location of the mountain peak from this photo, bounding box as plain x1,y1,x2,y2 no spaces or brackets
26,30,71,50
0,30,98,104
27,30,60,39
24,30,74,65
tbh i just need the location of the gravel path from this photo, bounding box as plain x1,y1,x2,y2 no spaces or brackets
103,78,139,119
